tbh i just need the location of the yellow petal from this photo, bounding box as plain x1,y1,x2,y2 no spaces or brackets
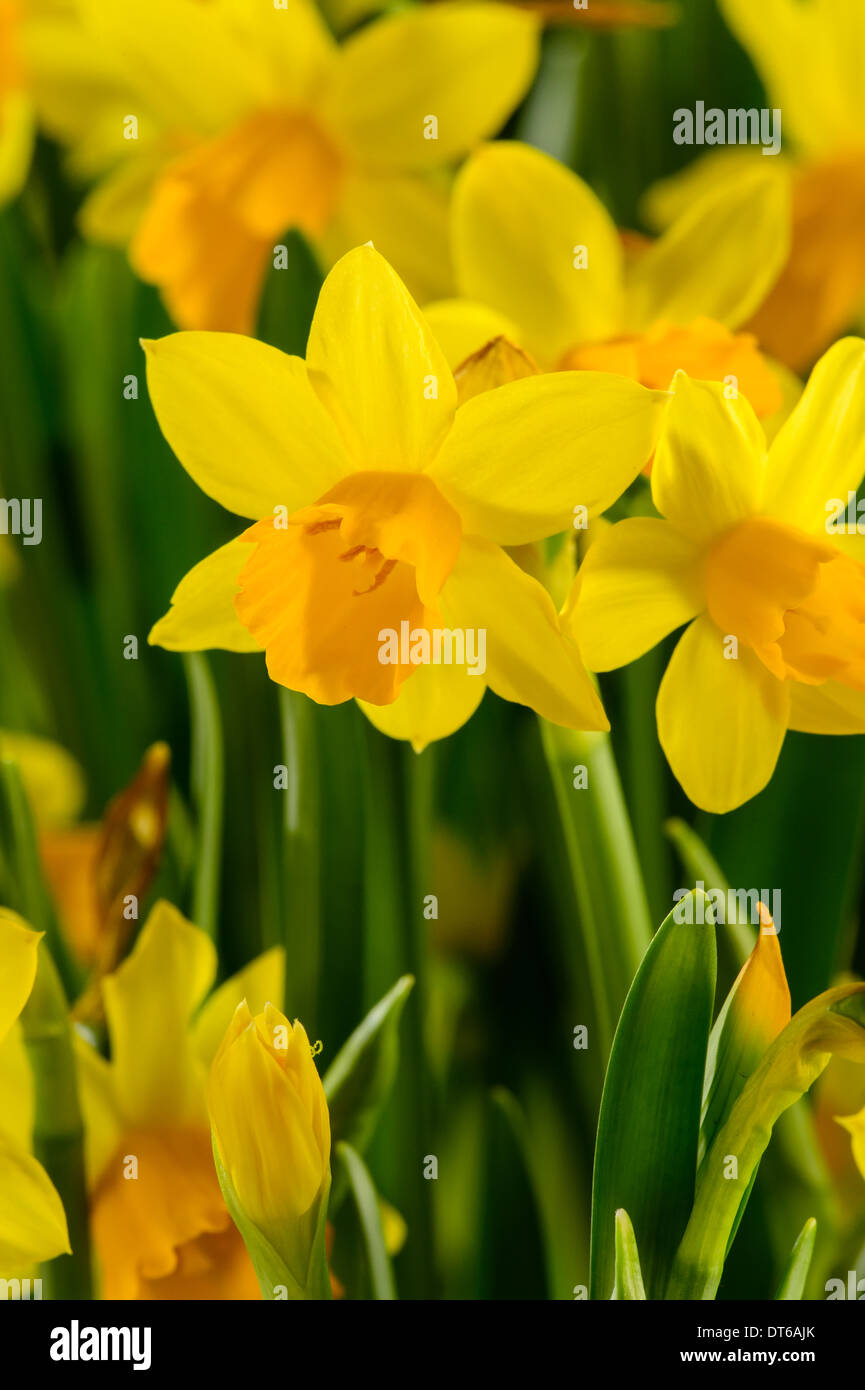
431,372,663,544
91,1126,238,1300
625,166,791,333
441,538,608,731
571,518,704,671
452,141,623,364
763,338,865,531
359,659,485,750
788,681,865,734
306,245,457,472
836,1104,865,1183
0,1023,32,1153
149,538,260,653
656,614,790,813
77,0,265,135
0,92,33,206
219,0,337,102
193,948,286,1068
78,145,171,249
102,901,216,1128
326,6,539,169
651,373,766,542
75,1039,124,1185
422,299,519,373
143,334,350,519
0,1134,70,1271
0,731,85,829
0,909,41,1045
316,169,454,306
718,0,860,157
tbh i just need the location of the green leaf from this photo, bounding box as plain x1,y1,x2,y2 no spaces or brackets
324,974,414,1170
775,1217,817,1301
665,817,753,967
336,1141,396,1301
590,891,717,1299
184,653,223,941
668,984,865,1299
613,1210,647,1300
539,720,653,1060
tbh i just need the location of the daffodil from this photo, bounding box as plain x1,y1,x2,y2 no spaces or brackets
68,900,284,1298
645,0,865,373
0,910,70,1273
146,245,664,748
425,141,792,423
32,0,539,331
569,337,865,814
208,1001,331,1298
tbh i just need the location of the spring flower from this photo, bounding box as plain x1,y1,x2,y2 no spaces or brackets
32,0,539,331
425,141,791,421
0,910,70,1272
208,1001,331,1297
69,901,284,1298
146,245,664,748
569,337,865,813
647,0,865,372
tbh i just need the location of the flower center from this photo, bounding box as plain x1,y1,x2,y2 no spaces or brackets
705,515,865,687
558,317,781,418
130,109,343,330
235,472,462,706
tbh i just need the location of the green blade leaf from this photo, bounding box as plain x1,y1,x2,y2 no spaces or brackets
590,890,717,1299
324,974,414,1170
668,984,865,1299
613,1209,647,1301
775,1217,817,1301
336,1141,396,1301
183,653,223,941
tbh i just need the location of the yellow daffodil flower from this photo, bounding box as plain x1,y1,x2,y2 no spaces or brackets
208,1001,331,1297
146,245,664,748
69,900,284,1298
569,337,865,814
0,910,70,1273
33,0,539,331
426,141,791,424
646,0,865,373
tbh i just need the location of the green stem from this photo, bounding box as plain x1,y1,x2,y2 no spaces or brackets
20,945,92,1299
337,1141,396,1300
184,654,224,940
278,688,321,1023
361,728,437,1298
538,720,652,1058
